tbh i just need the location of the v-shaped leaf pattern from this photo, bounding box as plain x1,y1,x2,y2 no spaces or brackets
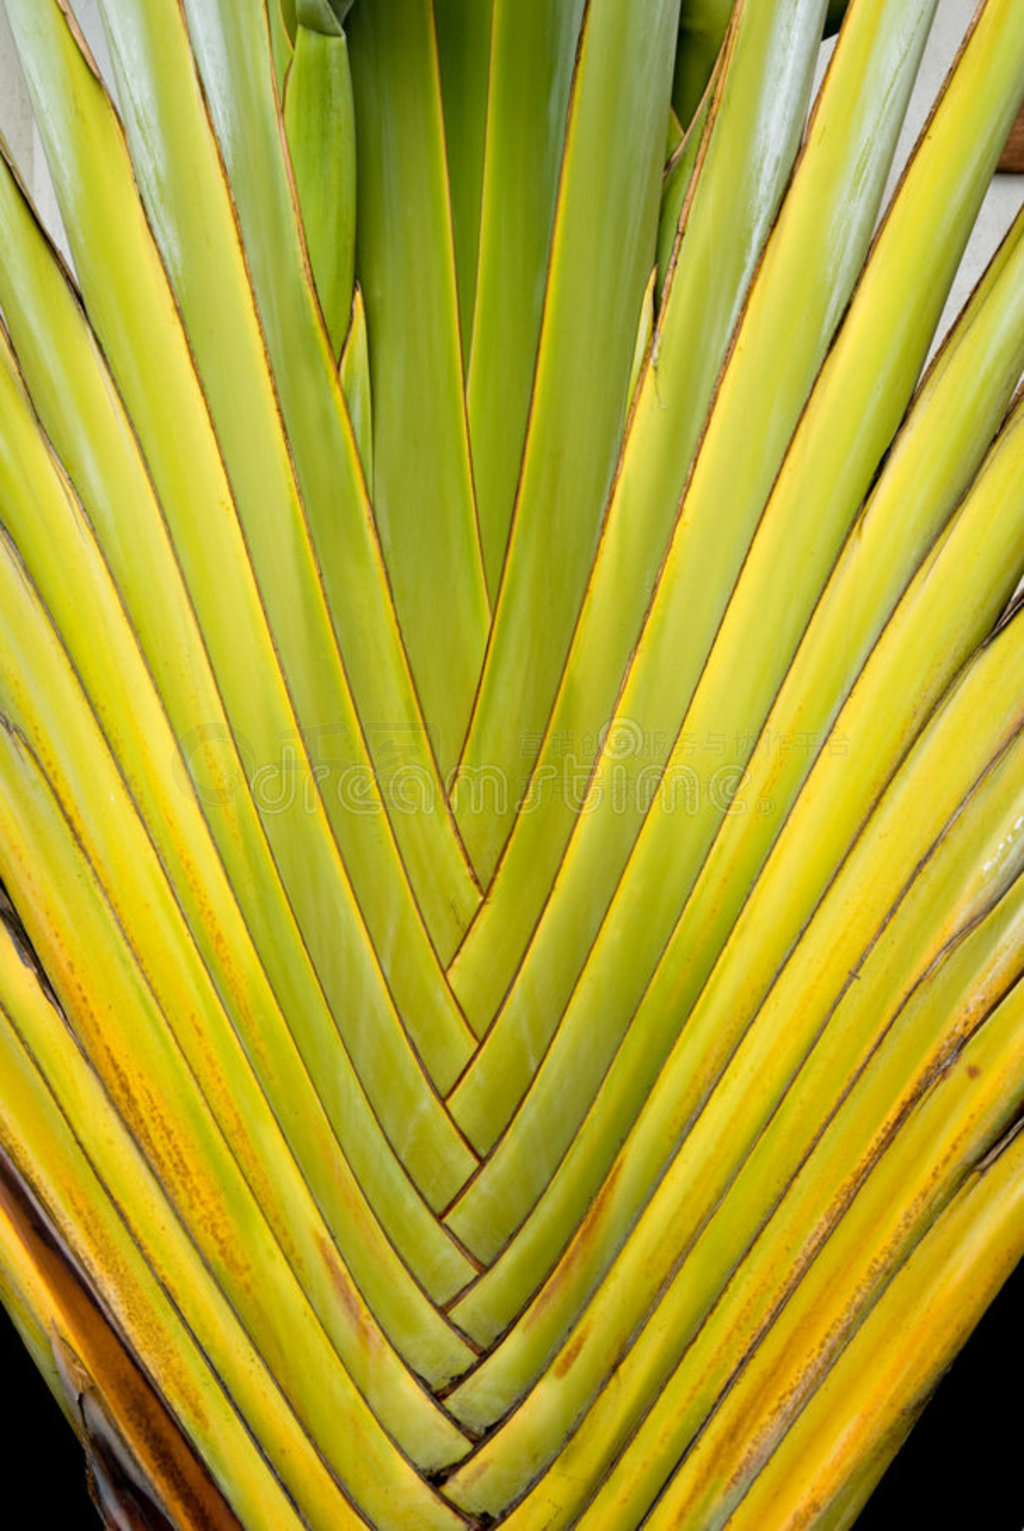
0,0,1022,1527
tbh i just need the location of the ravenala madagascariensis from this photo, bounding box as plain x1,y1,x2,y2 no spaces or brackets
0,0,1022,1526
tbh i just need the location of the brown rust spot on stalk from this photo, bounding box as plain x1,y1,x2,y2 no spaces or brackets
315,1231,381,1358
552,1327,587,1379
531,1155,623,1326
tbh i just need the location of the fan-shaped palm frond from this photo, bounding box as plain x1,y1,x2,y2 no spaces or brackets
0,0,1022,1526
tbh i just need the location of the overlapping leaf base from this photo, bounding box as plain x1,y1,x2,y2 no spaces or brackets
0,0,1022,1526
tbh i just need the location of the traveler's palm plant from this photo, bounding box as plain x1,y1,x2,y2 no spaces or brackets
0,0,1022,1525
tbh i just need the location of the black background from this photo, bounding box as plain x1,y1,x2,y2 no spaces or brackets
0,1257,1019,1528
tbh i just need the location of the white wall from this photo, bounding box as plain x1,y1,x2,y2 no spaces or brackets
0,0,109,255
814,0,1024,345
926,4,1023,340
0,1,1021,329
